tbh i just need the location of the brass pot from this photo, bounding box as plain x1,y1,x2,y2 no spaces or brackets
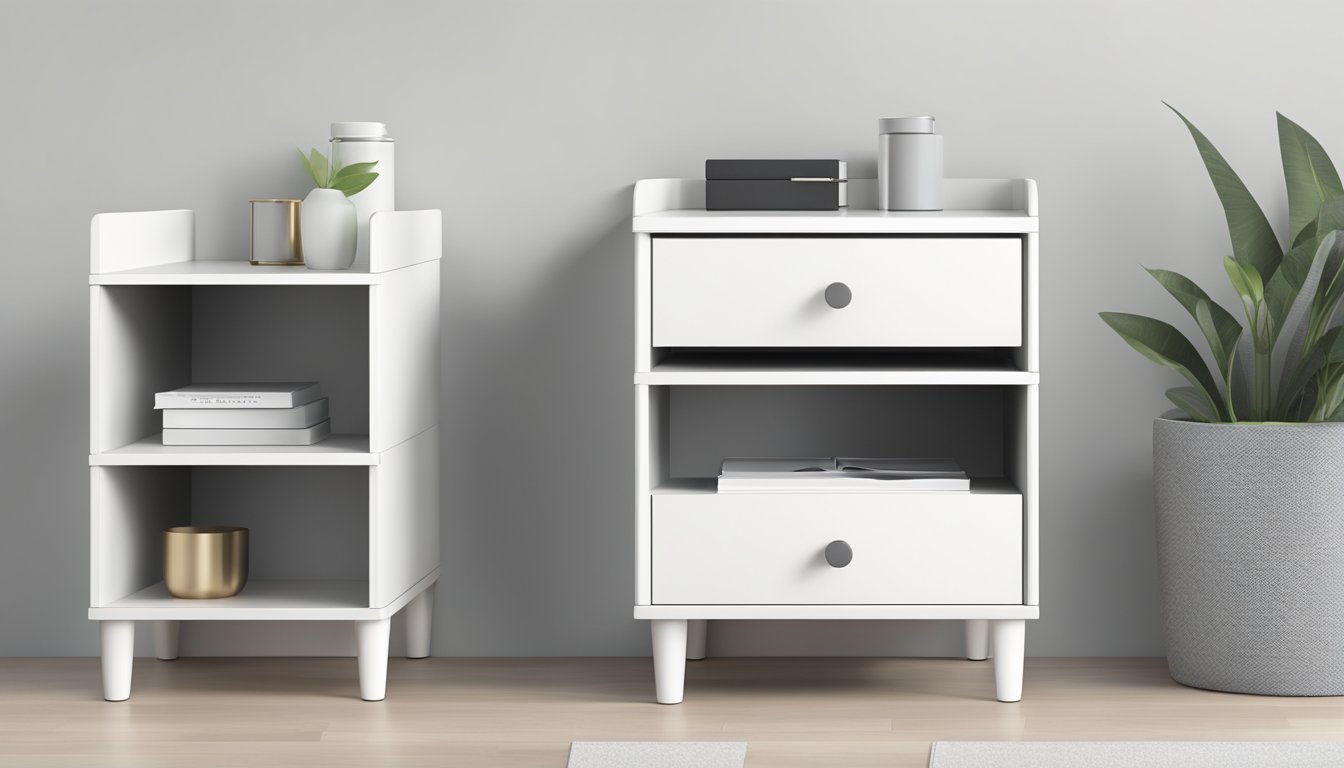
164,526,249,599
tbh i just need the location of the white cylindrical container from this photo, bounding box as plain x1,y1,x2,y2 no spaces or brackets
330,121,395,264
878,116,943,211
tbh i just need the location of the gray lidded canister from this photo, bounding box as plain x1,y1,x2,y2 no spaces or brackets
878,116,943,211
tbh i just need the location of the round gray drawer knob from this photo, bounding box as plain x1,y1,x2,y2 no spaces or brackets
825,540,853,568
824,282,852,309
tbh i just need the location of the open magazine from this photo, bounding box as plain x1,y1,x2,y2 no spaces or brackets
717,457,969,493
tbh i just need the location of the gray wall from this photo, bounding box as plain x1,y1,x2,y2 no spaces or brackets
0,0,1332,657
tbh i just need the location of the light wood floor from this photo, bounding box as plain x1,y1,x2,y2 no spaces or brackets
3,657,1344,767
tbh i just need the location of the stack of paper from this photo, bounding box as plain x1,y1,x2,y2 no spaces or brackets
154,383,331,446
717,457,969,493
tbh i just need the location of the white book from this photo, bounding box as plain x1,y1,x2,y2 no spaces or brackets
718,456,970,493
161,419,332,446
162,398,329,429
154,382,324,410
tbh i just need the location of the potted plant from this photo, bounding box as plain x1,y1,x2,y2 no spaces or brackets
1101,105,1344,695
297,148,379,270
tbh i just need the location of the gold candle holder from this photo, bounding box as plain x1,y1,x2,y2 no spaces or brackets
249,198,304,265
164,526,249,599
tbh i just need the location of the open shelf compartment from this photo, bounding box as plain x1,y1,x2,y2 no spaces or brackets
89,283,371,461
89,426,439,617
89,209,442,284
635,384,1039,608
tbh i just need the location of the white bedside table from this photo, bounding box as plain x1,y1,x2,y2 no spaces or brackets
630,178,1039,704
88,209,442,701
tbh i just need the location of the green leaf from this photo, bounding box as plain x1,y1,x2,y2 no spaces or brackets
1328,390,1344,421
1100,311,1226,421
1268,203,1344,349
331,161,379,182
1293,217,1319,249
1166,386,1219,422
1145,267,1242,382
1279,112,1344,245
1265,230,1327,339
1224,254,1263,308
1194,299,1238,368
1278,325,1344,415
308,148,330,188
331,171,379,197
298,147,321,187
1305,230,1344,348
1167,103,1283,283
1313,365,1344,421
1318,197,1344,237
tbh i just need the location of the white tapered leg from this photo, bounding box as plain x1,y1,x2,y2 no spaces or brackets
153,621,180,661
356,618,392,701
100,621,135,702
964,619,989,661
405,583,434,659
991,619,1025,702
651,619,688,704
686,619,708,661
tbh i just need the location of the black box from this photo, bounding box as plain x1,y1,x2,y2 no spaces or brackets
705,160,847,211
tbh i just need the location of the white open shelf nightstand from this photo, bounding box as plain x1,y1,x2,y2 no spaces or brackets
88,208,442,701
631,178,1039,704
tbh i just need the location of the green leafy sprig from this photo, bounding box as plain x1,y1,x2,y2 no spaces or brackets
1101,106,1344,423
297,147,379,197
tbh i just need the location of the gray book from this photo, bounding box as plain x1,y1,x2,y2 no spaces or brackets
154,382,324,409
161,419,332,446
162,398,329,429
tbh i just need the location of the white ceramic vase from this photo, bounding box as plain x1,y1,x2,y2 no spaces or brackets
300,188,357,270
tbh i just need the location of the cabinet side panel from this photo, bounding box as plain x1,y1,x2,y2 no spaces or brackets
635,385,669,605
369,260,440,452
1026,383,1039,605
369,426,439,607
369,210,442,273
90,210,194,274
90,286,191,452
91,466,188,606
1017,232,1039,372
635,234,652,372
1005,385,1040,606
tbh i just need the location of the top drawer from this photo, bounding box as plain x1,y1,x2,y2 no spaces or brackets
652,237,1022,348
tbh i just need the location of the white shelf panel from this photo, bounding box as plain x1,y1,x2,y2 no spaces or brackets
637,361,1038,386
90,434,377,466
89,571,440,621
634,208,1037,234
652,477,1020,496
634,604,1040,620
632,178,1038,235
90,260,385,285
90,580,370,620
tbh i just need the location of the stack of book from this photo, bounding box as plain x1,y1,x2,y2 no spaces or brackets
717,457,969,493
154,383,331,446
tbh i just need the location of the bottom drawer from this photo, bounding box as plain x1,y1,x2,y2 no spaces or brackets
652,490,1022,605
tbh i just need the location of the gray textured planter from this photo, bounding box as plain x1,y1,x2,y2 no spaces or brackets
1154,416,1344,695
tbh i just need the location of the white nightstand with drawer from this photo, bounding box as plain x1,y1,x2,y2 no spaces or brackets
631,178,1039,704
